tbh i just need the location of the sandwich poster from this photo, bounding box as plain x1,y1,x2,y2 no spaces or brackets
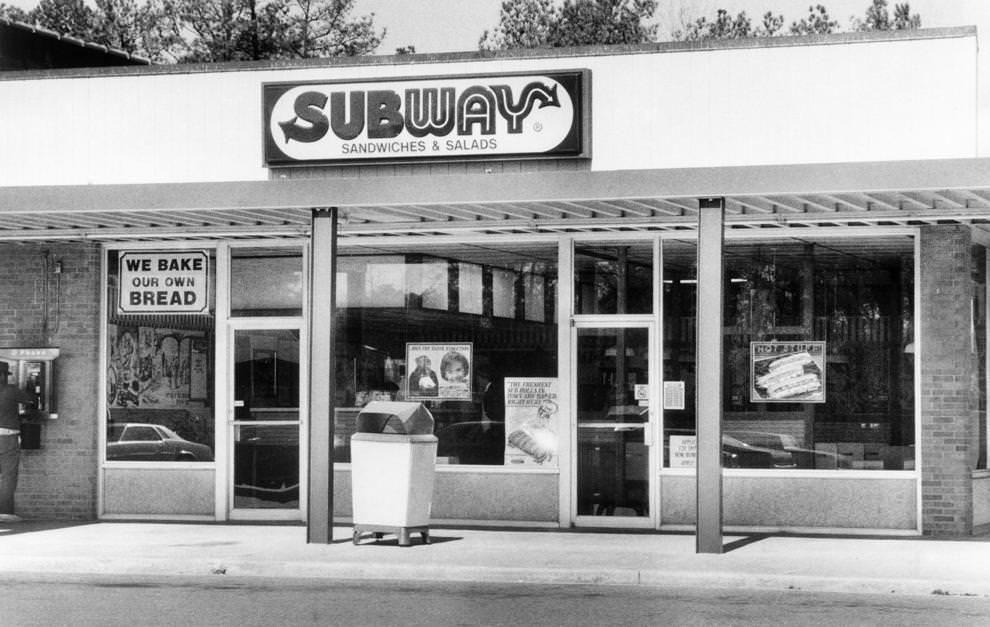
504,378,559,467
750,341,826,403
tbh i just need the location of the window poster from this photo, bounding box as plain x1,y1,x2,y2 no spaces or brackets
504,377,559,467
405,342,472,400
751,341,826,403
107,325,208,408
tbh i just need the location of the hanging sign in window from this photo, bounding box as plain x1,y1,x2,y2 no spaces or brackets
751,341,826,403
262,70,588,166
504,377,559,467
405,342,473,400
118,251,209,314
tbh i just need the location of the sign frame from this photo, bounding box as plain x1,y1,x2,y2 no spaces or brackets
750,341,827,404
117,250,210,315
262,69,590,167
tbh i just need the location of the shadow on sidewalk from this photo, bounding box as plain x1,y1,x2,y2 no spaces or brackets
351,533,463,547
722,534,769,553
0,520,99,537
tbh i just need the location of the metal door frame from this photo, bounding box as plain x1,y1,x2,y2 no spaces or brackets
226,318,309,521
571,318,659,529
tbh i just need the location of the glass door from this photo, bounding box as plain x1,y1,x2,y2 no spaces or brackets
574,324,656,528
229,325,305,520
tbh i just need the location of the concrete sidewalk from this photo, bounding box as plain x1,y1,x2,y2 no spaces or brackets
1,520,989,597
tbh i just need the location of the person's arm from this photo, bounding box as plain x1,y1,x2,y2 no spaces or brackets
15,387,36,406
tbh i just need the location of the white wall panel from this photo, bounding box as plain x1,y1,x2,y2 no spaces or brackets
0,32,976,187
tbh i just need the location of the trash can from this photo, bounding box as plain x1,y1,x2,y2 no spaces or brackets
350,401,437,546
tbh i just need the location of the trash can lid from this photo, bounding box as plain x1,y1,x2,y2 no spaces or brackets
355,401,435,435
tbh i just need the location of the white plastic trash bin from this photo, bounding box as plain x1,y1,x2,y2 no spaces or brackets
351,401,437,546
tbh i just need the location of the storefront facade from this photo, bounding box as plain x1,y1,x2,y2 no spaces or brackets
1,27,989,536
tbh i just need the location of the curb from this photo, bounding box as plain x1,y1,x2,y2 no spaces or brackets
1,557,989,598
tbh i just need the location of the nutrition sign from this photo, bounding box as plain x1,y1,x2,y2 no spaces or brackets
119,251,209,314
262,70,587,165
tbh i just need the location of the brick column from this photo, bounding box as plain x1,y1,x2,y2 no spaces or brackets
0,242,101,519
920,225,978,535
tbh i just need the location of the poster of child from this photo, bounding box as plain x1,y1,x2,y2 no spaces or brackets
405,343,472,400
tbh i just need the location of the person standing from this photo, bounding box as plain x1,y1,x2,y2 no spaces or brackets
0,362,35,523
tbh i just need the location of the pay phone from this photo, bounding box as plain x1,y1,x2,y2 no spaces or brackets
0,347,59,419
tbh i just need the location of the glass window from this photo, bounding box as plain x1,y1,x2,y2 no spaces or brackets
662,236,916,471
661,239,698,467
459,263,484,314
575,242,653,314
105,250,216,463
334,243,558,466
230,247,303,317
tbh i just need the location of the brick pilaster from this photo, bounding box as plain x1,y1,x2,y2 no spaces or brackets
919,225,978,535
0,242,101,519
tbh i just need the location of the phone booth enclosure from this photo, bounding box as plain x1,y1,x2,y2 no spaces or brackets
0,347,60,418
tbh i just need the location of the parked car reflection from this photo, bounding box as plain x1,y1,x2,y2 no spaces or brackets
666,428,854,469
724,430,853,469
666,428,791,468
107,423,213,462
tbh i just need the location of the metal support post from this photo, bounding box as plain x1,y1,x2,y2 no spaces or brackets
308,207,337,544
696,197,724,554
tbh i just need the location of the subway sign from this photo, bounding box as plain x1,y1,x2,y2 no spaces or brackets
262,70,588,166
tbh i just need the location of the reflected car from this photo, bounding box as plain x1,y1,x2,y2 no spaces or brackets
724,430,853,469
665,429,789,468
107,423,214,462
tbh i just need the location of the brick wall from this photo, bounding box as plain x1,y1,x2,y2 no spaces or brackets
920,226,979,535
0,242,101,520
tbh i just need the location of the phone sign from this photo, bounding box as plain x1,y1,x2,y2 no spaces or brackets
119,251,209,314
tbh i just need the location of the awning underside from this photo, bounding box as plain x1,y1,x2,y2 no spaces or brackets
2,189,988,242
2,159,988,242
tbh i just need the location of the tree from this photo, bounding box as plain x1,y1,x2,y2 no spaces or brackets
851,0,921,31
152,0,384,62
892,2,921,30
279,0,383,58
790,4,838,35
30,0,94,35
675,9,753,41
480,0,657,51
0,3,29,21
551,0,659,47
758,12,785,37
155,0,273,62
674,2,919,41
92,0,143,53
3,0,382,63
479,0,556,50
